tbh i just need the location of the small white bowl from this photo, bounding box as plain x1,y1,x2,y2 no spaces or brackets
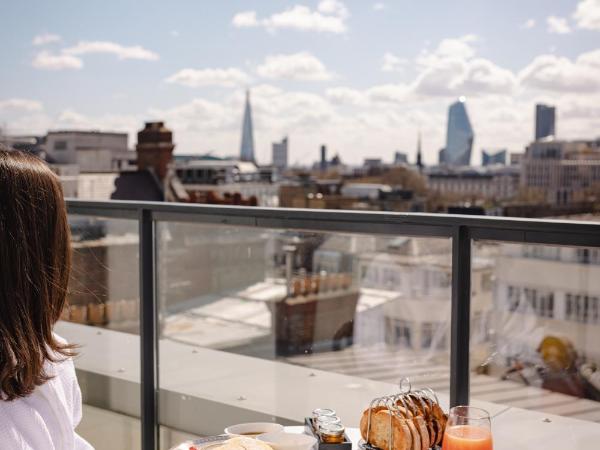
224,422,284,437
257,432,317,450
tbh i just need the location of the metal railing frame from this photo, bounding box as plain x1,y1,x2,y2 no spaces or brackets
66,199,600,450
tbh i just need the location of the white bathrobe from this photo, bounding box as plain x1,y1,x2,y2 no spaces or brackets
0,337,93,450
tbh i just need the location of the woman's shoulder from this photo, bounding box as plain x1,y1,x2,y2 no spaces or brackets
46,333,76,378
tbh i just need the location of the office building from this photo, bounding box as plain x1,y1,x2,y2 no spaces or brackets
240,90,255,163
521,138,600,204
482,149,507,166
394,151,408,165
535,104,556,141
427,165,520,200
272,137,288,169
45,130,130,172
439,97,474,166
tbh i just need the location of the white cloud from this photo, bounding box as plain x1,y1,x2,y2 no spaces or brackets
367,84,410,103
317,0,349,17
64,41,159,61
417,34,478,66
32,51,83,70
232,1,349,34
256,52,334,81
382,52,407,72
232,11,259,27
32,33,61,46
412,35,516,97
0,98,43,112
521,19,536,29
547,16,571,34
166,68,251,88
170,30,180,37
373,3,386,11
325,87,368,106
519,49,600,92
53,109,141,139
573,0,600,30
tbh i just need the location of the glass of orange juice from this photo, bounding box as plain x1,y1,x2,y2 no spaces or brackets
442,406,493,450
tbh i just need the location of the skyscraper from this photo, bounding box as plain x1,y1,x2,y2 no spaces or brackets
482,149,507,166
320,145,327,171
240,90,255,162
439,97,473,166
535,104,555,140
272,137,288,169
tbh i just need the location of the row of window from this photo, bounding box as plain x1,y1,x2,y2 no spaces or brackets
565,293,600,324
506,285,600,324
507,286,554,318
386,319,447,350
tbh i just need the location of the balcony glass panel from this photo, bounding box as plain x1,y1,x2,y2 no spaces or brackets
156,221,452,449
59,215,141,450
471,241,600,423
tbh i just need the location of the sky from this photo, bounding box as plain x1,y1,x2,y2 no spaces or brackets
1,0,600,166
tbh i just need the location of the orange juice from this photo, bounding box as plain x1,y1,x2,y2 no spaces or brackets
442,425,493,450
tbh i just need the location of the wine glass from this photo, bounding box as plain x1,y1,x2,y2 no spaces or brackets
442,406,493,450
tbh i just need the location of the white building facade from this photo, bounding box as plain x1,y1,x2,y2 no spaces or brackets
46,130,130,172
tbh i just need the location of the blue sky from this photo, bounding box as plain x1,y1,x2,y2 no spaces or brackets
1,0,599,165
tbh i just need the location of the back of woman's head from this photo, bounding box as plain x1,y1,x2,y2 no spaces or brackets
0,147,73,401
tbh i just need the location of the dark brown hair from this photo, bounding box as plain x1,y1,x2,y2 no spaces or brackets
0,147,74,400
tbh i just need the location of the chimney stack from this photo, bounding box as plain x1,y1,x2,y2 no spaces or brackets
320,145,327,171
136,121,175,181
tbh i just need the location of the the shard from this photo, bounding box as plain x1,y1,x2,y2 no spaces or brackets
240,89,255,163
439,97,473,166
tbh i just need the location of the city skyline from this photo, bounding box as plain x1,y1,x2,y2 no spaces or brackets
1,0,600,165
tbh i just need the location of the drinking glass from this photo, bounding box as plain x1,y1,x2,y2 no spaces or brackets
442,406,493,450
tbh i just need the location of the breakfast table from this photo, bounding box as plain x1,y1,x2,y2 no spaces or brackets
171,408,600,450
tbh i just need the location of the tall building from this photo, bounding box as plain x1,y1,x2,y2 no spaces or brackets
320,145,327,171
394,151,408,165
521,138,600,204
240,90,255,163
272,137,288,169
535,104,556,141
482,149,507,166
439,97,474,166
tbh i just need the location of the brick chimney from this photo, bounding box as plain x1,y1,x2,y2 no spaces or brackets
136,121,175,181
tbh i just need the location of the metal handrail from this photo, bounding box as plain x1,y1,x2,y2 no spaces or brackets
65,198,600,450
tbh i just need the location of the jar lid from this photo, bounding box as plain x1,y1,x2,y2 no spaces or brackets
319,422,345,436
312,408,336,417
316,415,341,425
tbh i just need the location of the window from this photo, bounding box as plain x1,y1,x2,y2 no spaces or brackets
565,294,600,324
507,285,554,318
387,319,411,348
421,322,446,350
54,140,67,151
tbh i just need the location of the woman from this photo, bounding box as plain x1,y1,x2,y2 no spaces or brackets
0,147,93,449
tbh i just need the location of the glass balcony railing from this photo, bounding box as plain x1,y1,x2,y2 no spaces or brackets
59,200,600,450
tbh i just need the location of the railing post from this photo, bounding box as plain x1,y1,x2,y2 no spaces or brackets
139,209,158,450
450,225,471,407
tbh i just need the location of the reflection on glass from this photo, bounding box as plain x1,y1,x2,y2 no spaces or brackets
156,222,455,449
59,215,141,450
471,241,600,423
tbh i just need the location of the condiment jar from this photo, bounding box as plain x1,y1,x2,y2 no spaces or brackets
319,423,345,443
311,408,336,430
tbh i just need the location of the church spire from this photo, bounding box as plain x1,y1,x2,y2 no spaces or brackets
416,130,423,172
240,89,255,163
